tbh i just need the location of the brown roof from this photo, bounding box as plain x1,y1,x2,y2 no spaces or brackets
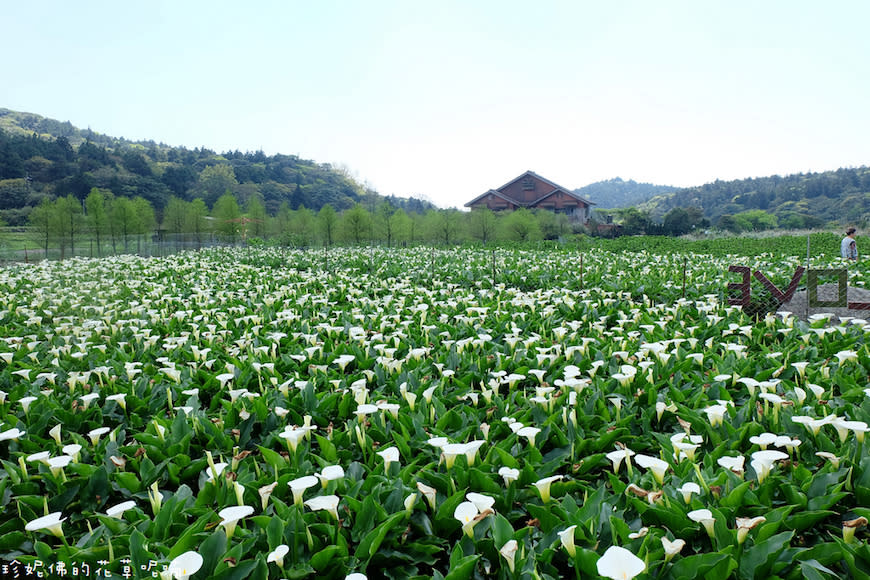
465,170,595,208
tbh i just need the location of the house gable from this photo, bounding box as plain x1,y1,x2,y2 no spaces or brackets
465,170,595,222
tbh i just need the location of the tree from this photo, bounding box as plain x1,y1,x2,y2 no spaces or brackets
212,192,242,243
188,198,209,248
341,203,371,244
55,195,83,258
163,196,189,249
468,208,497,244
424,209,461,245
318,204,337,246
246,193,267,239
662,208,693,236
292,205,316,246
111,196,138,252
85,188,109,256
132,196,156,252
536,210,571,240
375,202,396,246
29,198,53,255
618,208,652,235
197,165,238,208
502,208,540,242
390,209,411,246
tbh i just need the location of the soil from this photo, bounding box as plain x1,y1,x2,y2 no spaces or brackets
778,283,870,323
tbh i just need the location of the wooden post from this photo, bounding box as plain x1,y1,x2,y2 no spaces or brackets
491,249,496,282
682,256,687,299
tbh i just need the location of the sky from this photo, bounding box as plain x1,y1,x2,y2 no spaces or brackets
3,1,870,208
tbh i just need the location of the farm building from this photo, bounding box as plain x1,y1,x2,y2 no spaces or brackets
464,170,595,223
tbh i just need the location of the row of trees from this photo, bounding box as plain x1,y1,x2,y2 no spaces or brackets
24,188,594,258
29,189,156,258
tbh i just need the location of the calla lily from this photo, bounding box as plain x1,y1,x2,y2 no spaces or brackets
499,539,518,573
736,516,766,544
376,446,399,472
844,516,868,544
106,500,137,519
416,482,437,510
105,393,126,410
499,466,520,486
304,494,340,519
25,512,65,538
832,419,869,443
218,505,254,539
88,426,110,445
453,500,490,537
441,443,470,469
0,427,25,441
596,545,646,580
688,508,716,537
703,404,728,427
279,426,309,453
167,551,203,580
258,482,278,510
289,475,319,506
533,475,563,503
677,482,701,504
634,454,670,485
606,447,635,474
661,537,685,562
516,426,541,447
267,544,289,568
47,454,72,477
558,525,577,557
466,492,495,513
750,450,789,483
49,424,62,444
749,432,777,450
317,465,345,488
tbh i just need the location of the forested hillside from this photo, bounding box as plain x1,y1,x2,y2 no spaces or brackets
0,108,431,225
574,177,675,208
642,167,870,229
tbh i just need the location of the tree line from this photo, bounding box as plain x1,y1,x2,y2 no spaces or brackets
22,188,600,258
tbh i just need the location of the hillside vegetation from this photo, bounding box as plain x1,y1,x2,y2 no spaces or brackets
0,108,430,225
641,168,870,229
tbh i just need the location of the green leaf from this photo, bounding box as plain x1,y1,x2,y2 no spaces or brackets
355,511,405,560
669,552,737,580
314,434,338,463
198,528,228,578
444,554,479,580
311,544,346,571
738,531,794,580
491,513,515,547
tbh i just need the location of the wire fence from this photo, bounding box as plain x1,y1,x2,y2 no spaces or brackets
1,231,865,322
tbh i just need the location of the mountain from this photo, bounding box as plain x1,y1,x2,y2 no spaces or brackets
0,108,432,225
639,168,870,229
574,178,675,209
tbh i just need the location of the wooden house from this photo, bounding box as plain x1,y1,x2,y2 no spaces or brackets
464,170,594,223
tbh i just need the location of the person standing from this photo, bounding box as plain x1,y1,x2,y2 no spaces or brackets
841,227,858,260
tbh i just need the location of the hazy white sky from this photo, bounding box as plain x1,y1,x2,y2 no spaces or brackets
3,1,869,208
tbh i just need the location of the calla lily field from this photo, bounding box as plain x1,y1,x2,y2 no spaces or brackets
1,244,870,579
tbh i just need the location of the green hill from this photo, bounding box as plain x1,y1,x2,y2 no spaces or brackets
0,108,431,225
574,177,676,209
639,168,870,229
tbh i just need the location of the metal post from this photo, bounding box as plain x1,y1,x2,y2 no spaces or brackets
806,234,811,320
